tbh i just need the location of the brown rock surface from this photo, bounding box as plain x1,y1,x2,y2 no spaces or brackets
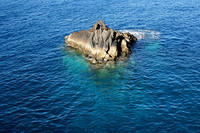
65,20,137,64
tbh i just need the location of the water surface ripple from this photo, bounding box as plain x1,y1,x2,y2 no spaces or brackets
0,0,200,132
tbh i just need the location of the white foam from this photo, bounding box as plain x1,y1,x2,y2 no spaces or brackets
119,29,161,40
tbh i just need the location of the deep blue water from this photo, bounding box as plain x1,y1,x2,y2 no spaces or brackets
0,0,200,132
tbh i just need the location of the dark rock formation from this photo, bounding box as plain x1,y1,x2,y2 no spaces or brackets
65,20,137,64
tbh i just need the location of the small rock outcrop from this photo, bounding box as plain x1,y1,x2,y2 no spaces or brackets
65,20,137,64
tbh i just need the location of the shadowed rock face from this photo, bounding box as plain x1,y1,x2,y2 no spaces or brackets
65,20,137,64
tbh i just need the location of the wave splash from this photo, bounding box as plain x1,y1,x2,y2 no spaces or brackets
119,29,161,40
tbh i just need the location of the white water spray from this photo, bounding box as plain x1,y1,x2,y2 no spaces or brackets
119,29,161,40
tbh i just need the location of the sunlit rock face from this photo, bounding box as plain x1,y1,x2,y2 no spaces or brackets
65,20,137,64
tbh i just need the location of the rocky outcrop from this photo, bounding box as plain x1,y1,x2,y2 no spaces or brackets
65,20,137,64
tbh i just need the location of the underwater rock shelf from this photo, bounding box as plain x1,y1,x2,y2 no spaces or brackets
65,20,137,64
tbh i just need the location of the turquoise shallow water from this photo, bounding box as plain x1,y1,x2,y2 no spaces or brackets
0,0,200,132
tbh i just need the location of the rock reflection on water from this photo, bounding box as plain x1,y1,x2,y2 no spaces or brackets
62,45,133,69
62,45,136,89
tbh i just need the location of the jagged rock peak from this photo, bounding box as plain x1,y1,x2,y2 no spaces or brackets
89,20,110,31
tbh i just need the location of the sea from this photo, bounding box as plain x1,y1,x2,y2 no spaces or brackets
0,0,200,132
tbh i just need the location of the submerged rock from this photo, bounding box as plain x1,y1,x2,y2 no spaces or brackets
65,20,137,64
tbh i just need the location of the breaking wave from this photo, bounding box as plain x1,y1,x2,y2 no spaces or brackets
119,29,161,40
